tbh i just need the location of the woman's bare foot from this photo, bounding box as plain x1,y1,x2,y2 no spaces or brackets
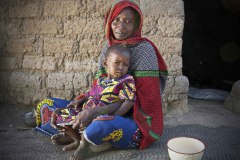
51,133,73,145
62,141,80,151
69,134,112,160
70,141,94,160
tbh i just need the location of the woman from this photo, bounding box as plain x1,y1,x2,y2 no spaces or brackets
68,0,168,159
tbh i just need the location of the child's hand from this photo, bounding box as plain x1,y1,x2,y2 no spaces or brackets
67,100,79,108
67,97,87,109
50,112,65,131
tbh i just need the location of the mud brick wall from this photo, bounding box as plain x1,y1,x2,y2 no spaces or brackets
0,0,188,114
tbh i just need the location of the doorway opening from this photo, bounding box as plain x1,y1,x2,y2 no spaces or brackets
182,0,240,91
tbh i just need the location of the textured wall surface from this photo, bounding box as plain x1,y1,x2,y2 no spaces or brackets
0,0,188,114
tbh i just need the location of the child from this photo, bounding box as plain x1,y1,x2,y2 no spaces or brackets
51,44,136,152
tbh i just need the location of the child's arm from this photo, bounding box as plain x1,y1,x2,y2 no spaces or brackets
67,97,87,109
72,101,122,130
112,99,134,116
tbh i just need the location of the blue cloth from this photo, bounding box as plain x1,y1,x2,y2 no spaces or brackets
84,115,140,149
36,98,70,135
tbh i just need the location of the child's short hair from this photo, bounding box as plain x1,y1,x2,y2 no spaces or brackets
106,44,130,58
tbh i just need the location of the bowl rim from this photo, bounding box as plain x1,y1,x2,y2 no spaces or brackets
167,136,205,155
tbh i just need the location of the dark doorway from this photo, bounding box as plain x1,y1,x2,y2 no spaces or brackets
182,0,240,91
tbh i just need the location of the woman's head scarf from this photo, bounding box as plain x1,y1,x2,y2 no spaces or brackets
104,0,167,71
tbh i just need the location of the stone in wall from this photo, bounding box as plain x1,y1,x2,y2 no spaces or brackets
44,0,80,17
22,55,58,71
43,37,74,54
47,72,74,90
47,89,75,101
142,17,160,37
65,59,98,72
0,72,11,90
0,5,7,20
167,99,189,115
0,57,18,70
164,54,183,76
9,71,43,90
22,19,58,35
1,20,22,39
6,38,35,54
64,18,87,37
162,75,189,114
150,37,183,55
4,71,45,104
140,0,184,17
73,72,92,91
9,3,39,18
158,17,184,37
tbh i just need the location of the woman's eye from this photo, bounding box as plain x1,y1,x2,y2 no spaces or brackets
125,19,132,23
114,17,120,22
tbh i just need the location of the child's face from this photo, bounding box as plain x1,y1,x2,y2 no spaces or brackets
105,49,130,79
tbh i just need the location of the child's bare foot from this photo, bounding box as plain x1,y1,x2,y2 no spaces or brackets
51,133,73,145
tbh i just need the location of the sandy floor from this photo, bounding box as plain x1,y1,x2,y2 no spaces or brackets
164,98,240,128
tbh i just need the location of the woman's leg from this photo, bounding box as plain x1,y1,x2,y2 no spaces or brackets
84,115,140,148
70,115,140,159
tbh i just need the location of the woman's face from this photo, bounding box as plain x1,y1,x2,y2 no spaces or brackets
111,8,137,40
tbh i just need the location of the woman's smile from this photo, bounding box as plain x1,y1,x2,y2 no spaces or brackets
115,32,126,38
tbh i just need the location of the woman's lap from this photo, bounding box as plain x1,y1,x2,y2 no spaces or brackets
83,115,141,149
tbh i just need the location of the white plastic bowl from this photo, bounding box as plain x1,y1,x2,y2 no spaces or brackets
167,137,205,160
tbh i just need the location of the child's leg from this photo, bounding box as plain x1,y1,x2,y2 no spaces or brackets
62,126,81,151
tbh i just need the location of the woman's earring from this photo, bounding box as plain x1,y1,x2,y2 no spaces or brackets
103,60,107,68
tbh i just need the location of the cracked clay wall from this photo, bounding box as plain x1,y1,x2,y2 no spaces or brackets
0,0,189,114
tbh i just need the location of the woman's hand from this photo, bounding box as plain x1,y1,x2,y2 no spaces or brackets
72,109,96,130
